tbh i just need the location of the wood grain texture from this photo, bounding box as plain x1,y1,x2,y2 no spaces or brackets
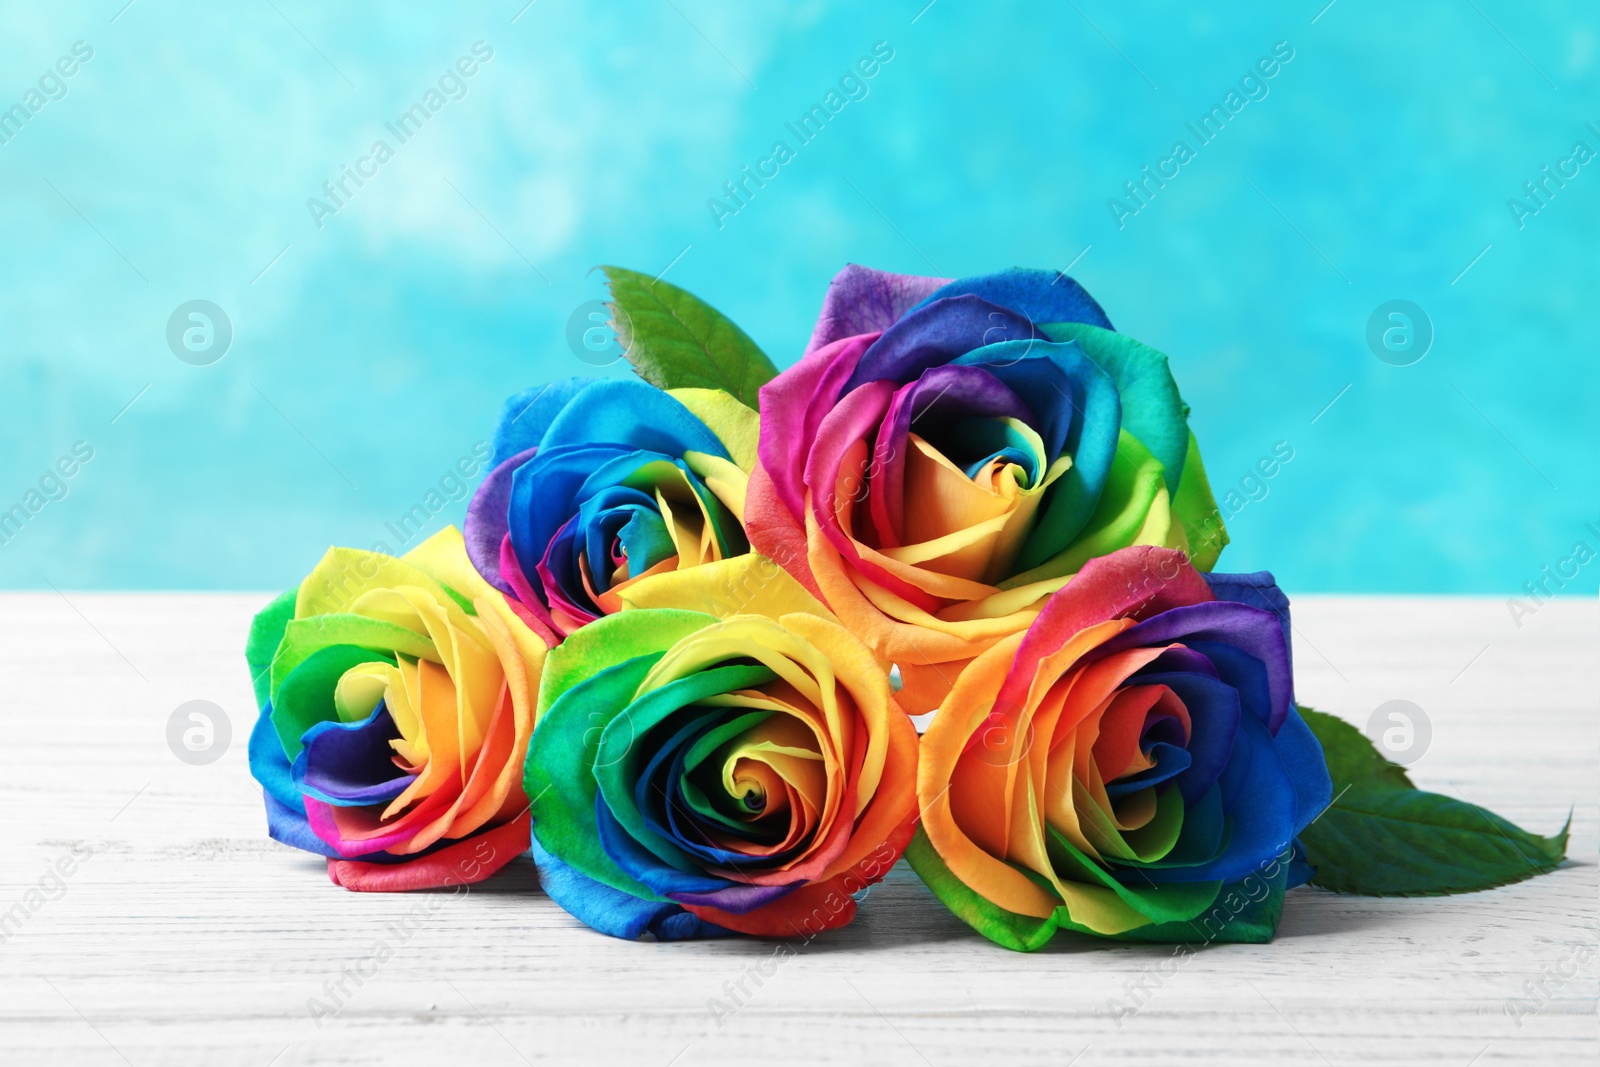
0,592,1594,1066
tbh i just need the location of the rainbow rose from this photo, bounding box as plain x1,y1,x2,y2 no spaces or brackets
747,265,1227,711
465,378,758,643
246,529,548,891
907,545,1331,949
525,598,918,939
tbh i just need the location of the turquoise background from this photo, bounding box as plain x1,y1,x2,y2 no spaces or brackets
1,1,1594,595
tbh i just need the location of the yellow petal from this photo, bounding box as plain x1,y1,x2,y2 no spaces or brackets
402,526,499,606
684,450,749,524
334,662,388,723
619,555,833,625
667,388,761,471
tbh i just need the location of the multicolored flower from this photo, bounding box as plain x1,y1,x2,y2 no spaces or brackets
465,378,758,643
907,545,1331,949
747,265,1227,711
525,596,918,939
246,529,548,890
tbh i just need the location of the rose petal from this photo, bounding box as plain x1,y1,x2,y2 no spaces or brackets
805,264,948,353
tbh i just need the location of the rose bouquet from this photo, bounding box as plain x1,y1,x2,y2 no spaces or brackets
247,263,1567,946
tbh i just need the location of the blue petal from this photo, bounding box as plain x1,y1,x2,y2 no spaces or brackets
1285,840,1317,889
1147,711,1298,883
956,340,1121,567
507,443,637,584
577,451,741,557
248,698,302,813
1204,569,1291,618
253,698,342,858
1105,742,1191,798
574,486,664,594
263,791,340,858
843,294,1036,393
489,377,590,468
1096,602,1293,734
531,838,734,941
538,379,730,460
502,380,738,592
1177,640,1274,729
1273,705,1334,834
631,708,739,871
614,507,675,573
911,268,1114,332
1131,671,1239,803
597,792,731,897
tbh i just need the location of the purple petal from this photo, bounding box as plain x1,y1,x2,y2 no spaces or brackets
806,264,949,353
665,880,800,914
464,447,536,594
1203,570,1294,684
293,705,416,807
1136,645,1221,679
1094,601,1293,733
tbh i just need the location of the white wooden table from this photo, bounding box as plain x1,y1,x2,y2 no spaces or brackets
1,593,1594,1066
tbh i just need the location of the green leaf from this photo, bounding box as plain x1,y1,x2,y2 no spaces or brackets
1298,705,1414,791
1301,787,1569,896
1298,705,1568,895
600,265,779,410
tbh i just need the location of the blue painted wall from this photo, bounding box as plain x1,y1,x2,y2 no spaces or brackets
1,1,1594,596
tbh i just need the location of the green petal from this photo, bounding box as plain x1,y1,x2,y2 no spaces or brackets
271,643,395,759
904,827,1059,952
526,653,668,902
1107,861,1290,944
1046,826,1221,925
1000,430,1167,589
592,665,776,872
1170,431,1228,571
1069,782,1189,864
245,589,297,711
907,825,1268,949
1041,322,1190,494
537,608,714,718
269,614,436,706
